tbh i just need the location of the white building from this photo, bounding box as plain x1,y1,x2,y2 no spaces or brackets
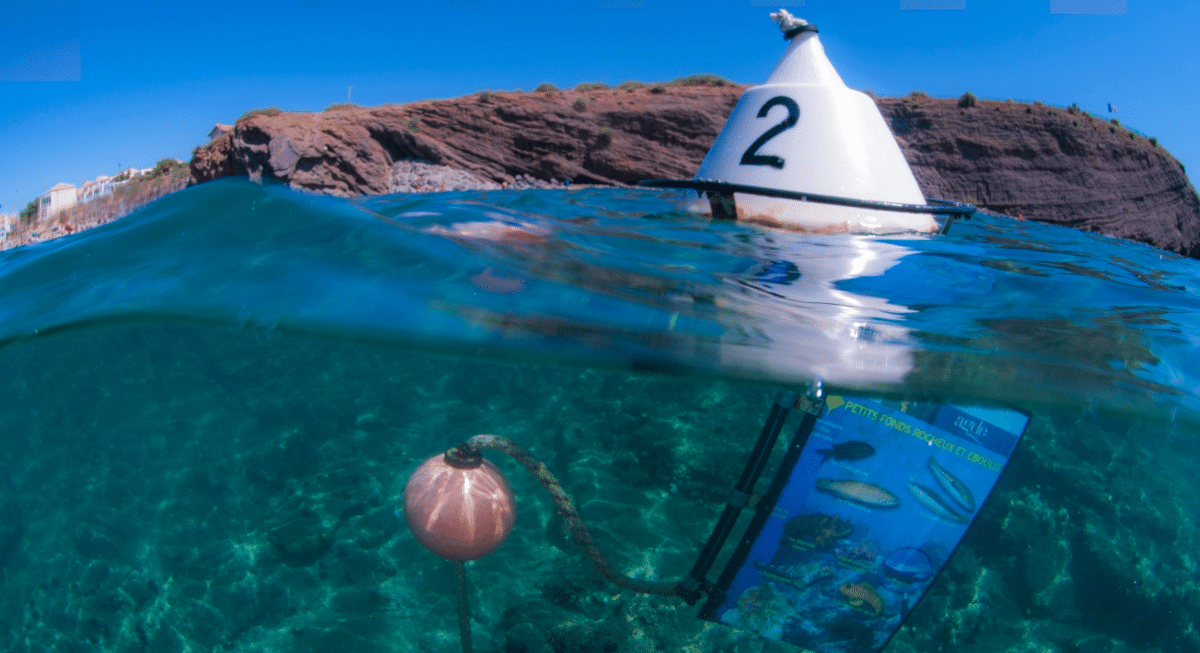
0,212,15,239
208,123,233,140
37,182,77,220
30,166,162,224
79,175,115,202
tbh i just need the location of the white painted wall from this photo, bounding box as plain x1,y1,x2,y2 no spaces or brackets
0,212,15,239
37,183,77,220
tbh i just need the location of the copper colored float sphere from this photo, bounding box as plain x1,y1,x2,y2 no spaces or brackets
404,454,516,561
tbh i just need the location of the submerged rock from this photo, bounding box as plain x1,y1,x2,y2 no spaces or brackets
267,513,334,567
73,522,121,560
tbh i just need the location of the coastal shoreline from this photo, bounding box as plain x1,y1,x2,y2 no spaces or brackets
8,82,1199,256
190,84,1200,258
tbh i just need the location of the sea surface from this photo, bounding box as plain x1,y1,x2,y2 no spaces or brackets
0,178,1196,653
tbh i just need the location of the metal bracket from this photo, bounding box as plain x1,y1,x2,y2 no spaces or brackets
793,394,825,416
793,380,826,415
726,489,751,509
706,191,737,221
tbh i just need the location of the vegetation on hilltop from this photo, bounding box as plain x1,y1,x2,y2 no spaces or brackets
668,74,735,87
236,107,283,123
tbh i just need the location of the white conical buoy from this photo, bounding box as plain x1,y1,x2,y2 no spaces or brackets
682,11,935,233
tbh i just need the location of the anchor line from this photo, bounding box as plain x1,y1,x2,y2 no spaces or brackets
448,435,686,598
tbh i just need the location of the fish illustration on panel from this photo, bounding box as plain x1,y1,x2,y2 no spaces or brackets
816,440,876,463
838,582,884,616
815,479,900,508
926,456,975,513
906,482,968,524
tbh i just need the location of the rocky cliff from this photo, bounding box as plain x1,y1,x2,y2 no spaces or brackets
881,96,1200,257
190,84,1200,257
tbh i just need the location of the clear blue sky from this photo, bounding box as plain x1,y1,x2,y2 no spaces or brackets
2,0,1196,216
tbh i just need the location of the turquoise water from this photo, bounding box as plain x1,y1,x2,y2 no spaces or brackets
0,178,1196,652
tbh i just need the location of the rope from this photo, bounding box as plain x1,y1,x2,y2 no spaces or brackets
454,560,472,653
447,435,684,598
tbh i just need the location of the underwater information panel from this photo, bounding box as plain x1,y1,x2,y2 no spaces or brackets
701,395,1030,652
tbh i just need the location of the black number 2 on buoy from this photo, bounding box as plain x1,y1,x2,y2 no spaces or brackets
739,96,800,169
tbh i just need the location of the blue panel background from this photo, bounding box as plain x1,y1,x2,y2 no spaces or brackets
707,396,1029,651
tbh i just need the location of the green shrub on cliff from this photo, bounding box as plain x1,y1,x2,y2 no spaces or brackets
909,90,929,101
404,116,421,132
151,159,186,177
958,91,977,108
237,107,282,122
649,84,666,94
476,90,495,102
325,103,356,112
535,82,557,94
575,82,610,91
19,200,37,225
573,97,588,111
617,81,645,91
668,74,734,87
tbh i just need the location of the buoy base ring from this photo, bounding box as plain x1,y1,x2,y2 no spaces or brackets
640,179,974,235
639,179,975,216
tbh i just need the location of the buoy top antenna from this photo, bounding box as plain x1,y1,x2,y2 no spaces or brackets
770,9,818,40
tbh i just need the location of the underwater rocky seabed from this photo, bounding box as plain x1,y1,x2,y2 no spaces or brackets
0,323,1194,653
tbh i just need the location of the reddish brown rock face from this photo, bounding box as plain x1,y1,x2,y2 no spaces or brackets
191,86,742,195
190,132,248,183
190,86,1200,258
879,97,1200,258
